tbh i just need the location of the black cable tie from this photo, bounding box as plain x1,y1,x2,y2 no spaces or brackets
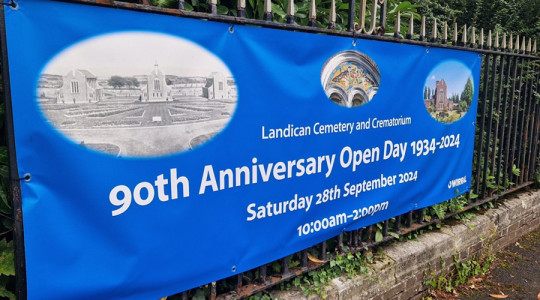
2,0,16,8
14,174,31,182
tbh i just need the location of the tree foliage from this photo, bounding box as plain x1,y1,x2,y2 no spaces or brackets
460,77,474,106
108,76,140,89
409,0,539,41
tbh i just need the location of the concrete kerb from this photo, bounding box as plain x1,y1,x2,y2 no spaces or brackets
270,189,540,300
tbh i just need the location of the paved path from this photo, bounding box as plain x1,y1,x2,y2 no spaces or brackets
459,226,540,300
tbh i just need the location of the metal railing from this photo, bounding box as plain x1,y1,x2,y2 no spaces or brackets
5,0,540,298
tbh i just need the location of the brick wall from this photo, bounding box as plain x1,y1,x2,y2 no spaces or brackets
271,189,540,300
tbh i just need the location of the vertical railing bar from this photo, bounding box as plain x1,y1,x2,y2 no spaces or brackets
470,26,476,48
523,58,536,181
490,33,501,179
418,209,425,224
178,0,185,10
405,13,413,39
366,225,373,243
419,16,425,41
525,69,539,181
281,257,290,276
301,250,308,268
517,58,531,184
237,0,246,18
378,0,387,35
527,72,540,180
286,0,295,24
236,273,243,292
210,281,217,300
407,211,413,227
328,0,336,29
430,17,437,43
460,24,467,47
494,52,508,188
509,34,514,53
452,22,458,46
394,11,400,38
321,241,328,261
383,219,389,236
365,0,378,35
357,228,364,247
308,0,316,27
338,233,343,252
181,291,188,300
509,51,524,185
347,231,354,248
209,0,217,14
474,53,490,199
534,100,540,178
486,29,491,50
260,264,267,283
263,0,272,21
442,21,447,44
395,214,402,231
359,0,367,33
503,54,518,187
530,84,540,181
481,52,498,197
347,0,356,32
479,28,484,49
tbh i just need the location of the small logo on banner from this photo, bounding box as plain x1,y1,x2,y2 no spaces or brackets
448,176,467,189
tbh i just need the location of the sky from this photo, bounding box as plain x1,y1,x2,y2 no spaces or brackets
42,31,232,78
424,60,473,97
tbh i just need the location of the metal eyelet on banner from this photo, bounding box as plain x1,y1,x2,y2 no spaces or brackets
425,46,430,53
352,31,358,47
229,24,235,34
21,173,31,182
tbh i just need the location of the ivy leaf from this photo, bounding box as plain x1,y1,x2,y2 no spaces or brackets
183,2,194,11
375,230,383,242
217,5,228,15
388,232,400,239
512,164,520,176
271,3,286,19
0,240,14,276
0,275,15,300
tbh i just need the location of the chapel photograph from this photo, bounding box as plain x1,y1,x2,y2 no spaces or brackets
36,32,237,157
423,60,474,124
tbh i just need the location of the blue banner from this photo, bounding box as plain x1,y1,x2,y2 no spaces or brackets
4,1,480,299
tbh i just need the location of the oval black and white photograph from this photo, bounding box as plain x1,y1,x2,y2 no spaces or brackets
37,31,237,157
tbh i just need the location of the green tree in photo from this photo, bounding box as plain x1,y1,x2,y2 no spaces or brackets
460,77,473,106
108,76,126,89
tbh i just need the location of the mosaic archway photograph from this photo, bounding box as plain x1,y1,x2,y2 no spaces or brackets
321,50,380,108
